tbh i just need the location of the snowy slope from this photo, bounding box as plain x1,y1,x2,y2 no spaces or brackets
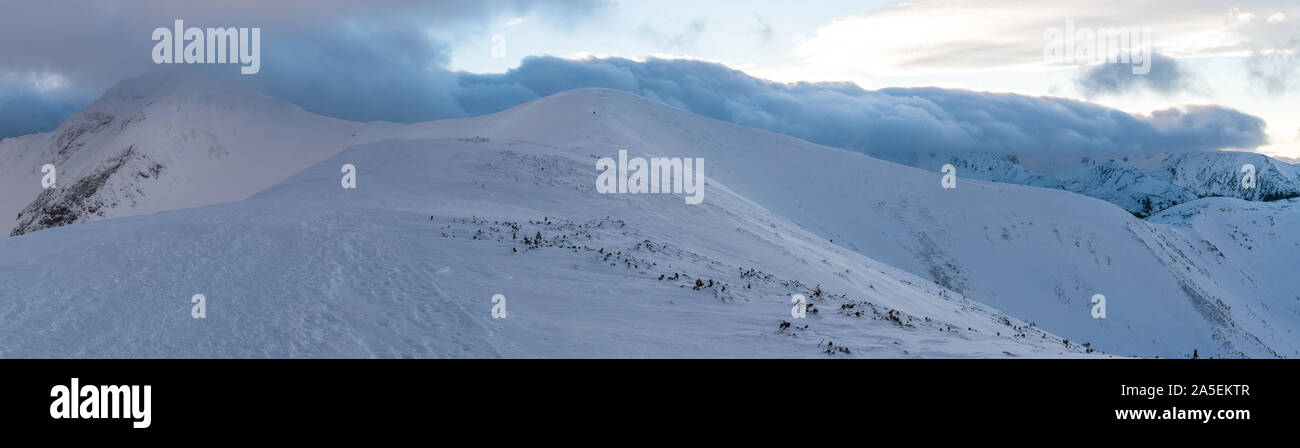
385,88,1290,357
0,131,51,230
888,148,1300,218
0,69,372,236
0,137,1092,358
907,153,1199,217
1,74,1296,358
1152,151,1300,202
912,153,1061,190
1049,160,1198,217
900,150,1300,219
1147,197,1300,357
4,69,1291,233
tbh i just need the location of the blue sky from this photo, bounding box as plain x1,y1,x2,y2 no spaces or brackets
2,0,1298,159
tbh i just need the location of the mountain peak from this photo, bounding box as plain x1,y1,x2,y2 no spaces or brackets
85,67,277,116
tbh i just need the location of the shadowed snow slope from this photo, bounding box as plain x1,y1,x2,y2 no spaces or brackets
0,70,372,236
1,73,1297,357
0,137,1094,358
393,87,1299,358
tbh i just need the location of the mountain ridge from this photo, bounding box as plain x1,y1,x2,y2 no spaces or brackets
2,71,1298,357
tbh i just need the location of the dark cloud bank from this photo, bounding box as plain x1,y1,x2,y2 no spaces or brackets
2,4,1268,161
1075,53,1196,98
0,82,86,138
0,0,610,136
453,57,1265,161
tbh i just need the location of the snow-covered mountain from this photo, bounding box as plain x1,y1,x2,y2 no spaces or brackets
1146,197,1300,355
1050,160,1199,217
2,132,1106,357
449,88,1294,358
0,70,373,236
902,150,1300,218
1153,151,1300,202
0,131,51,233
909,153,1198,217
1,70,1297,358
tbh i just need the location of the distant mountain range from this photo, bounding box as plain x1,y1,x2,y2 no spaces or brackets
902,149,1300,218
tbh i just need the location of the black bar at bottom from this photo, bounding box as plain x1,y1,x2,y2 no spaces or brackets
0,359,1291,435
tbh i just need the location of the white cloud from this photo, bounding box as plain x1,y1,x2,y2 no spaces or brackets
1268,13,1287,24
791,1,1053,77
1232,9,1257,24
29,72,69,93
789,0,1293,81
505,17,526,26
